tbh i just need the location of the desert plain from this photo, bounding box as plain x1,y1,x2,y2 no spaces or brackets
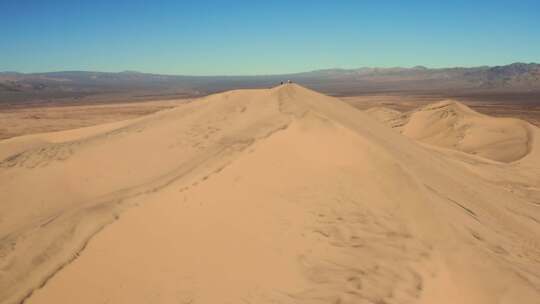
1,84,539,304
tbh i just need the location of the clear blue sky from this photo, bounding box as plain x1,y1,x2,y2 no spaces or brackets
1,0,539,75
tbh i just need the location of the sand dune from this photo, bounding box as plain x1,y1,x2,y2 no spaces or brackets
365,100,533,162
1,85,539,304
364,106,402,123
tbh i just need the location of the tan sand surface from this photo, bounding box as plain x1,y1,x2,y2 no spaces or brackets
0,99,184,140
1,85,539,304
365,100,534,162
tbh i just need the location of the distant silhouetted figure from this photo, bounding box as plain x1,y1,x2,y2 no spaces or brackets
280,81,284,85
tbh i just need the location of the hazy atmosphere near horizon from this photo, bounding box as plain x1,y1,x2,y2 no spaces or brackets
1,2,540,304
2,0,540,74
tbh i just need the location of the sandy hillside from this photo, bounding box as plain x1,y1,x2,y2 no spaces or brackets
0,99,184,140
1,85,539,304
365,100,534,162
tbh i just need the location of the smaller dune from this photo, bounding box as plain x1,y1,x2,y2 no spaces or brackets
365,100,532,162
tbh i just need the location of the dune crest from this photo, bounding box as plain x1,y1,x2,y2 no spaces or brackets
1,85,539,304
366,100,533,162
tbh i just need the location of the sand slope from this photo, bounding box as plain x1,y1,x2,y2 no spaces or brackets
1,85,540,304
365,100,533,162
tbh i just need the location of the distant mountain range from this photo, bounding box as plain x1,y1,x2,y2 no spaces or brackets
1,63,539,105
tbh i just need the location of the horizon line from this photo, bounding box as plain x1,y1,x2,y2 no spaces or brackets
1,61,538,78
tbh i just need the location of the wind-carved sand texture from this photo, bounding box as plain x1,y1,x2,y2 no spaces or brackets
365,100,532,162
1,85,539,304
